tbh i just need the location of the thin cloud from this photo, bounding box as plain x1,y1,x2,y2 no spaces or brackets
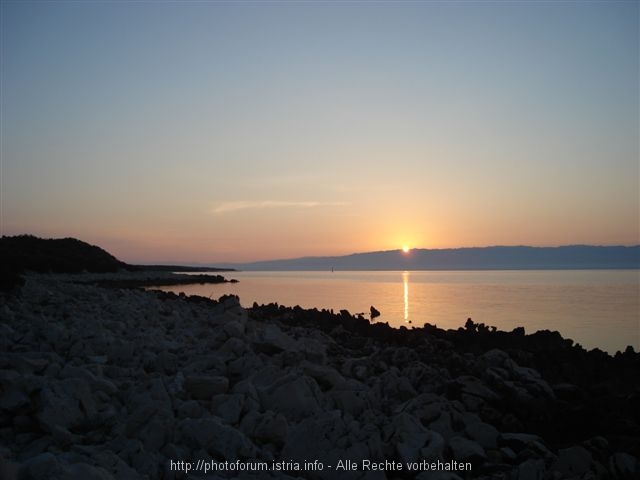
212,200,348,214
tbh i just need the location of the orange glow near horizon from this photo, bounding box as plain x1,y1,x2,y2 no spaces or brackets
402,245,410,253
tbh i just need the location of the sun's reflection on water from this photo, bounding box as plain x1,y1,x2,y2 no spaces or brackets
402,271,409,321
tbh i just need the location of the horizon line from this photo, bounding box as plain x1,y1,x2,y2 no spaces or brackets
132,243,640,267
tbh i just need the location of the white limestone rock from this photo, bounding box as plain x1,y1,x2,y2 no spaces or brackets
259,374,322,421
383,413,432,464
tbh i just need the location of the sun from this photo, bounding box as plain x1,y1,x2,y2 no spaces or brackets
402,245,410,253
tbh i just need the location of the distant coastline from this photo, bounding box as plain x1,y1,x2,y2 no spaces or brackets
219,245,640,271
2,236,637,274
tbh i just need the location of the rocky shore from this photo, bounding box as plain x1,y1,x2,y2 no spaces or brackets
1,273,638,479
87,271,235,289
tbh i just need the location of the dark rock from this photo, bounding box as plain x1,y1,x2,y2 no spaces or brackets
259,375,321,421
609,452,640,479
252,324,298,354
179,417,256,461
384,413,433,464
465,421,499,449
253,411,288,446
499,433,543,451
0,386,29,412
429,411,456,441
61,462,116,480
137,418,169,451
448,436,486,463
281,411,375,478
455,375,500,401
328,387,369,416
0,454,18,480
177,399,203,419
515,458,545,480
125,403,158,437
210,394,244,424
185,375,229,400
38,378,96,433
550,445,593,477
18,452,60,480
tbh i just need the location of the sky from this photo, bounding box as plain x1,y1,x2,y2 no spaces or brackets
1,1,638,263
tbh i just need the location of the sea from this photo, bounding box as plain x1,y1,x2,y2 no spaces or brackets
156,270,640,354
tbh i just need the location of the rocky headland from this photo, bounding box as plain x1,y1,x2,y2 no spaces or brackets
1,273,639,480
0,235,234,291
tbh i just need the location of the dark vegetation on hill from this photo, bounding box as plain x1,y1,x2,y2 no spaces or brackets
0,235,125,289
0,235,232,290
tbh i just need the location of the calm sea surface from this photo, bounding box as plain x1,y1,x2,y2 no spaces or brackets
157,270,639,354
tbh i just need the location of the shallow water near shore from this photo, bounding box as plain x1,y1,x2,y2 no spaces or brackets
156,269,639,354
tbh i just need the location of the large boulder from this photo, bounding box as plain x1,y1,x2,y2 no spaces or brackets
259,374,322,421
38,378,96,433
281,411,380,480
384,413,443,464
252,324,299,354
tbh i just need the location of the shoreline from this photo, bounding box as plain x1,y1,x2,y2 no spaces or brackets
1,273,638,479
155,268,639,356
90,271,238,289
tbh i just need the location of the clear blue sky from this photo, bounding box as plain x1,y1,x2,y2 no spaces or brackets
2,1,638,262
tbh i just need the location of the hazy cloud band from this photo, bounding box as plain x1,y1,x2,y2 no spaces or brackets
212,200,348,214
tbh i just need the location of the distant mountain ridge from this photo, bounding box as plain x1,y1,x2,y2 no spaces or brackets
225,245,640,271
